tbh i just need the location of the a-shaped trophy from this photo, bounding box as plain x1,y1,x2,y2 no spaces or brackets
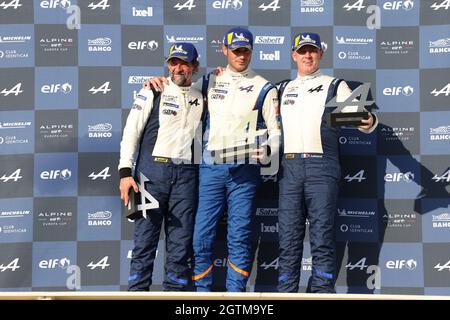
325,82,373,127
207,109,267,164
124,172,159,220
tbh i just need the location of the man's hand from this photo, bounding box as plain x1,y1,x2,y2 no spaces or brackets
210,66,225,76
119,177,139,206
357,112,374,131
251,147,268,163
143,77,168,92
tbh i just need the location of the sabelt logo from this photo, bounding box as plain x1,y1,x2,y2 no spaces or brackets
254,36,284,45
255,208,278,216
128,76,152,84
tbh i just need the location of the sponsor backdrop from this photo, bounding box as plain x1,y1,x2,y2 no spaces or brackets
0,0,449,295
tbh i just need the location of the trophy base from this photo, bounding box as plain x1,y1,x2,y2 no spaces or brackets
124,189,142,220
326,112,369,127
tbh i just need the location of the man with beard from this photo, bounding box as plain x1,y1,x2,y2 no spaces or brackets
118,42,204,291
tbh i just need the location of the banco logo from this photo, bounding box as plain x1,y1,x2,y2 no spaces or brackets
429,38,450,54
432,213,450,228
429,126,450,141
88,210,112,226
88,37,112,52
88,123,112,138
301,0,324,13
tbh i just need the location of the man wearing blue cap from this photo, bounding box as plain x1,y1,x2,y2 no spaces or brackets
146,27,280,292
276,32,377,293
119,42,204,291
191,27,281,292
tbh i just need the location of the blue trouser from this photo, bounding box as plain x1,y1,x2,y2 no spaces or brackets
277,154,340,293
128,160,197,291
192,164,261,292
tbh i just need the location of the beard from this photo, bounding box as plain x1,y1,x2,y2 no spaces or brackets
170,71,191,86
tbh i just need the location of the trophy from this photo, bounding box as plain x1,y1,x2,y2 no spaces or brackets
207,110,267,164
325,82,373,127
124,172,159,220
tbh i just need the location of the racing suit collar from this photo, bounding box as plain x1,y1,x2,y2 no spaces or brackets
225,65,254,79
167,77,191,93
296,69,322,82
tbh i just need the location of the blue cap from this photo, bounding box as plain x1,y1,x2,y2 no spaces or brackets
292,32,322,51
223,27,253,50
166,42,199,63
